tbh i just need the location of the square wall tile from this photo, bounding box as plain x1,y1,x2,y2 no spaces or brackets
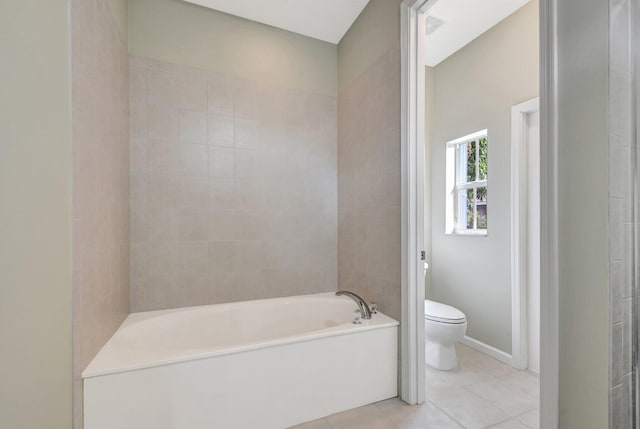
209,146,235,178
129,56,337,312
180,144,208,177
180,110,207,144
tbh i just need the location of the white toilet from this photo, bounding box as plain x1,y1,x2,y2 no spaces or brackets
424,300,467,370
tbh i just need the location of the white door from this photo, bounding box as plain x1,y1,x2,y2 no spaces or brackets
526,110,540,374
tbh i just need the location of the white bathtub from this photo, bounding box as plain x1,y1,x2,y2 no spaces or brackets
83,292,399,429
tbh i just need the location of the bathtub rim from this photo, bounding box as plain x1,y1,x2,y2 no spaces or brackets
82,292,399,379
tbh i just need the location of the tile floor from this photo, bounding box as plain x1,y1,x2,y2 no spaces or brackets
290,344,539,429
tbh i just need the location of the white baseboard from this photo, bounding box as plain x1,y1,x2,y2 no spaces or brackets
460,336,514,367
527,368,540,377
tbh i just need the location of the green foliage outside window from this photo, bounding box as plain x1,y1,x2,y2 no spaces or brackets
465,137,488,229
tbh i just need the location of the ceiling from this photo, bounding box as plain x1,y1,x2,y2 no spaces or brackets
183,0,370,44
424,0,531,67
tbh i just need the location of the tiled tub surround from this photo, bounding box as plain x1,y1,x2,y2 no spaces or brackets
608,0,635,426
337,47,402,322
71,0,130,427
83,293,398,429
130,56,338,311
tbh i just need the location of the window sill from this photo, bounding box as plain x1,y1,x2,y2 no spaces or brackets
447,229,488,237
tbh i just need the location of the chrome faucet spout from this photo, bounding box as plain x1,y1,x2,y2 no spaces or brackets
336,291,373,320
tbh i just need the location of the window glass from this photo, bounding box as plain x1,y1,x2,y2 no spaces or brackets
466,188,475,229
445,130,488,234
479,137,488,181
476,186,487,229
466,140,476,183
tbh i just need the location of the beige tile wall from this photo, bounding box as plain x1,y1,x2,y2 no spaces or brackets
71,0,130,427
337,47,402,321
130,56,338,311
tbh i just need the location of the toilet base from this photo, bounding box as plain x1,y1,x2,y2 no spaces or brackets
425,338,459,371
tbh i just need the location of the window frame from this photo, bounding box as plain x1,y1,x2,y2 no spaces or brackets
445,129,488,236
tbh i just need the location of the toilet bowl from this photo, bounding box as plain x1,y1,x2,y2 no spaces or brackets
424,300,467,370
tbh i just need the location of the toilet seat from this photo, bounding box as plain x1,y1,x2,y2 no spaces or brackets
424,300,466,324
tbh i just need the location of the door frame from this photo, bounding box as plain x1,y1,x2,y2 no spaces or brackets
400,0,431,405
400,1,559,427
511,97,540,371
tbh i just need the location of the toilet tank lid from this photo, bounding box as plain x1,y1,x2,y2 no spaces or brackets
424,300,466,322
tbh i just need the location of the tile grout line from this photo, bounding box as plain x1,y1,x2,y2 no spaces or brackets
461,370,540,407
311,346,539,428
425,399,470,428
483,416,529,429
456,385,513,429
461,382,539,425
513,408,539,429
426,352,537,428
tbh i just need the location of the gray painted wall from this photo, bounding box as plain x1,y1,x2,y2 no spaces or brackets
557,0,610,426
0,1,73,428
428,1,539,353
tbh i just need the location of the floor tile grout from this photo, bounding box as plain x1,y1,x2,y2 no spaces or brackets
482,416,519,429
460,385,513,427
295,345,539,429
461,382,539,420
426,398,468,428
514,408,539,429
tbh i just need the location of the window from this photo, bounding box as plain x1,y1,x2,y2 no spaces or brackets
445,130,488,235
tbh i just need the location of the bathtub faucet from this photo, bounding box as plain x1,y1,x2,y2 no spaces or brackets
336,291,372,320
